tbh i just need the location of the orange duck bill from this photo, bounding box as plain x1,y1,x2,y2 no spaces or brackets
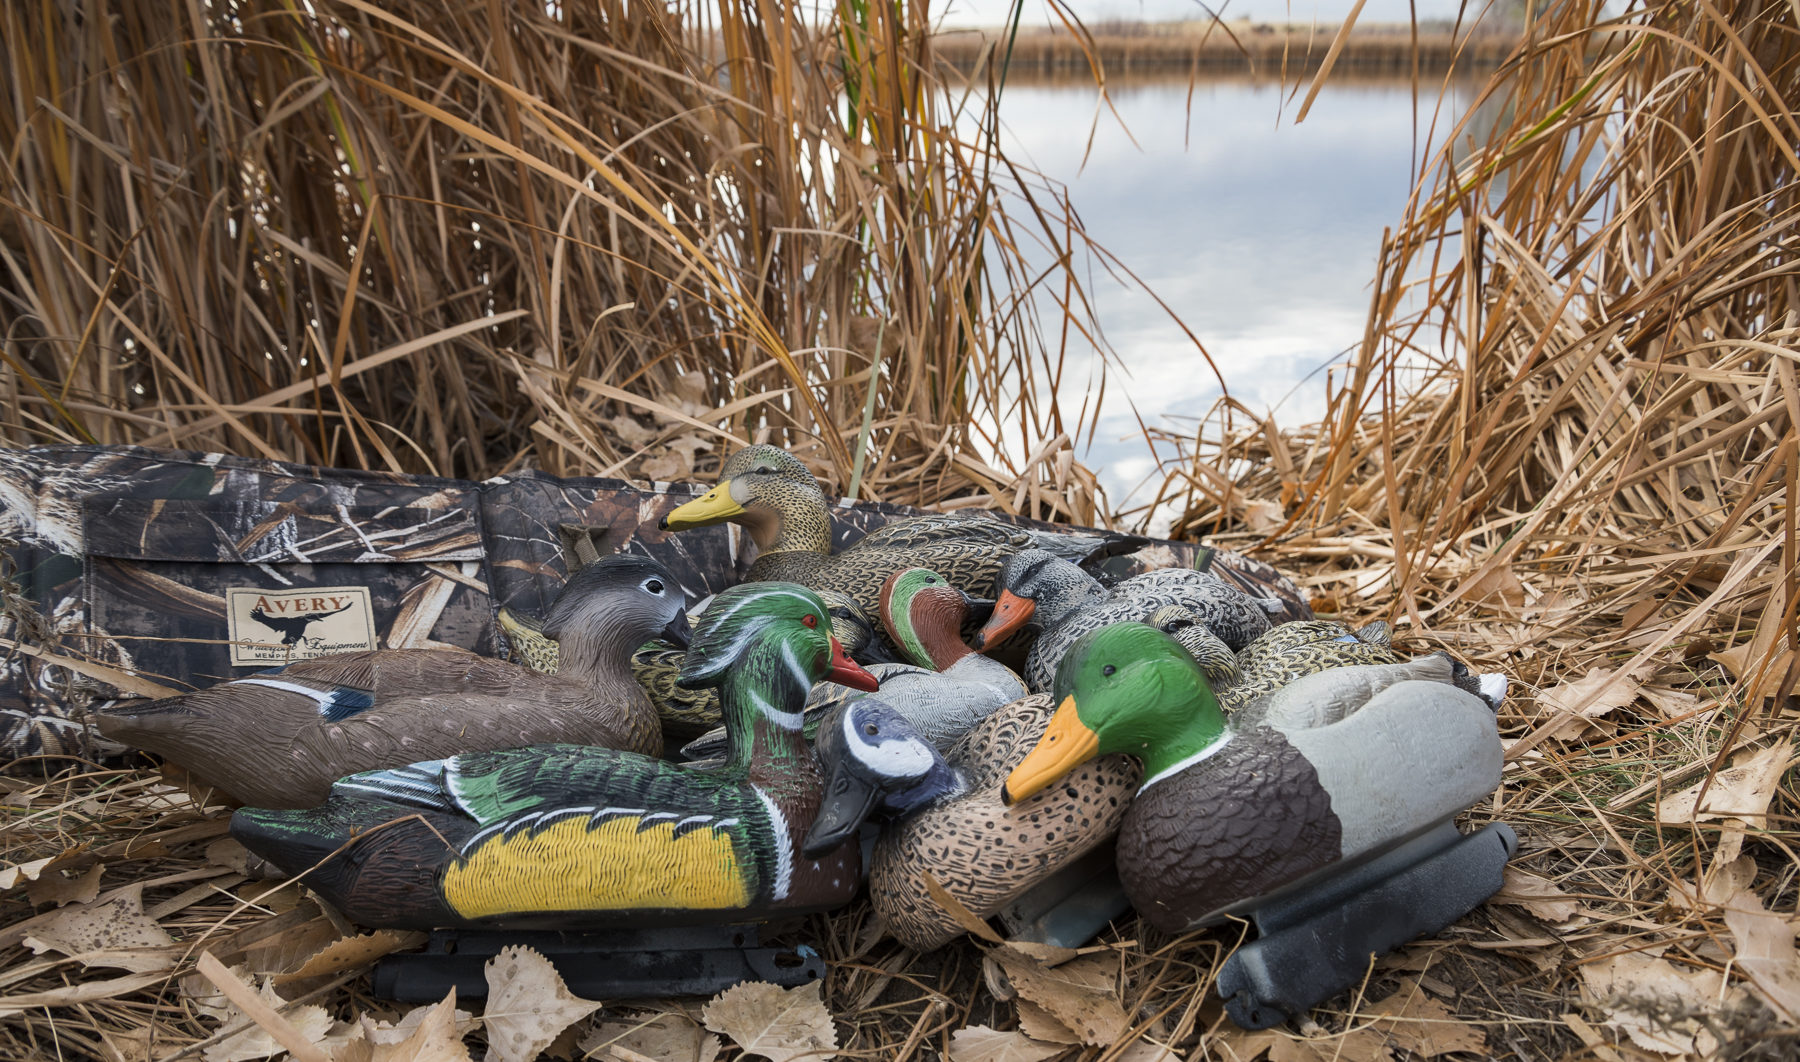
825,636,881,691
1002,696,1099,805
974,589,1036,650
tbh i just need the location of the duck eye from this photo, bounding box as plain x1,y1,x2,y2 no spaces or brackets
863,723,879,736
1102,664,1117,677
645,579,664,594
801,614,818,628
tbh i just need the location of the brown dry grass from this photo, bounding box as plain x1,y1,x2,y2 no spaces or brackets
5,1,1800,1061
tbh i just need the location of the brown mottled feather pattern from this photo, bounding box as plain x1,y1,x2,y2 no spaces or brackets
869,694,1140,951
1118,729,1340,933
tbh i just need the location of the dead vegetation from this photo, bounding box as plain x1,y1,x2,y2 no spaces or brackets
3,0,1799,1060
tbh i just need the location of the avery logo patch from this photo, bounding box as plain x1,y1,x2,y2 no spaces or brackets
227,586,377,666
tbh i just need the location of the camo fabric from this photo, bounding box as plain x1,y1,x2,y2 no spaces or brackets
0,445,1285,767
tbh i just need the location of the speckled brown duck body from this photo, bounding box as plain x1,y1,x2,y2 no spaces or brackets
95,555,690,808
659,445,1144,618
864,694,1140,950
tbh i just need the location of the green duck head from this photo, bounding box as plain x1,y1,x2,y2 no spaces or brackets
1003,622,1227,805
678,581,878,699
658,445,825,552
880,567,991,669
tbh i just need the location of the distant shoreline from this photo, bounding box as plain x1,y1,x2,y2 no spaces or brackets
933,22,1519,76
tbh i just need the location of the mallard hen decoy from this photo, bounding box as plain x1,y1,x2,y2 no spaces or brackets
1003,623,1503,933
94,554,691,808
802,691,1138,951
229,582,880,930
656,445,1144,616
498,587,893,744
975,549,1283,692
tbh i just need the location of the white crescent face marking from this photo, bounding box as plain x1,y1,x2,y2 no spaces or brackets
844,709,934,781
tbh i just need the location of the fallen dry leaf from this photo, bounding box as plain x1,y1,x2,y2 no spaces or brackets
199,962,335,1062
275,930,426,986
0,847,90,892
332,989,474,1062
1654,742,1791,826
1015,1000,1079,1045
581,1011,722,1062
362,998,480,1046
25,861,104,907
1208,1026,1393,1062
945,1025,1065,1062
1721,885,1800,1022
1536,665,1648,740
992,952,1128,1046
1492,866,1582,923
701,980,838,1062
0,971,169,1017
1115,1038,1184,1062
24,887,177,972
1579,950,1746,1056
1361,979,1487,1057
482,945,602,1062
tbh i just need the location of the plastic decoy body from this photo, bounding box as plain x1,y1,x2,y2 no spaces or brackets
229,582,880,930
656,445,1145,617
1004,623,1510,1027
94,554,691,808
976,549,1282,692
498,586,893,744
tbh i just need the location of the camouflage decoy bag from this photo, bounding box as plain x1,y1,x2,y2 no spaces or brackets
0,445,1308,765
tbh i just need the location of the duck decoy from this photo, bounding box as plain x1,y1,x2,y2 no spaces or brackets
1004,623,1513,1029
93,554,692,808
656,445,1145,616
676,565,1028,762
800,692,1139,952
975,548,1284,692
229,582,881,930
498,587,895,744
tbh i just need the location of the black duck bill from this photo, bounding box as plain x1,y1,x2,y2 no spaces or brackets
1001,695,1099,805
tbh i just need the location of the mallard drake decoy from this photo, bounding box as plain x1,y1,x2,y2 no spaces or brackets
1003,623,1503,933
94,554,692,808
229,582,880,930
677,565,1027,762
801,692,1139,951
656,445,1145,616
974,549,1283,692
498,587,894,744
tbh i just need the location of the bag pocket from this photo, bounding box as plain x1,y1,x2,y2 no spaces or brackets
82,497,493,690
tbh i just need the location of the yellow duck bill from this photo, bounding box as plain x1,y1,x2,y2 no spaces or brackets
1002,696,1099,805
659,484,746,531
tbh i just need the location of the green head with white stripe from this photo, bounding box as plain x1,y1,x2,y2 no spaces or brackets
678,581,878,718
1003,622,1225,805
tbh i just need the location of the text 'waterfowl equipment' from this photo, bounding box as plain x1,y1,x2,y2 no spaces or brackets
94,554,691,808
229,582,878,930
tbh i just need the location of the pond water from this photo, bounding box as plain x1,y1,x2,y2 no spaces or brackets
984,74,1481,517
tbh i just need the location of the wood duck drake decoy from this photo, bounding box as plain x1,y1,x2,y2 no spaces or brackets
497,587,895,744
676,565,1027,762
1003,623,1509,1026
801,690,1139,951
975,549,1285,692
656,445,1145,617
229,582,880,930
93,554,692,808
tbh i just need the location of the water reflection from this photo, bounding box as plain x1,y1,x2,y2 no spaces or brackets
983,74,1480,509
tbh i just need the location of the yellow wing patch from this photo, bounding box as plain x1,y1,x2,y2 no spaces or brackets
443,814,752,919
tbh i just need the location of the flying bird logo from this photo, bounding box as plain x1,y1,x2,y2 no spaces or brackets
249,602,353,646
